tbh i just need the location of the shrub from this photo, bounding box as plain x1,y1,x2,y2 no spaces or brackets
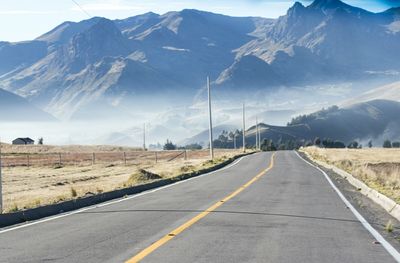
184,143,202,150
392,142,400,148
347,141,359,149
70,187,78,197
163,140,177,150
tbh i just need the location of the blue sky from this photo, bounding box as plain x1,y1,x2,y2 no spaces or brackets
0,0,398,42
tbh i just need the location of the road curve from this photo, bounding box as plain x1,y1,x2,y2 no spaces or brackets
0,151,397,262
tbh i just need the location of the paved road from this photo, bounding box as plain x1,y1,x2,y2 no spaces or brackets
0,151,397,262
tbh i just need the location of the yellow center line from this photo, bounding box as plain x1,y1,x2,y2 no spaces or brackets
126,153,276,263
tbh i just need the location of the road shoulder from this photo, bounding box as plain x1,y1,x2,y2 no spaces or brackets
298,151,400,253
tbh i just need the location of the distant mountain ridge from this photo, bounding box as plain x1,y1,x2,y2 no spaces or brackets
0,88,56,122
246,99,400,145
0,0,399,120
181,100,400,147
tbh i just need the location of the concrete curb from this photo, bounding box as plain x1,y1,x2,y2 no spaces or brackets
302,151,400,222
0,152,253,228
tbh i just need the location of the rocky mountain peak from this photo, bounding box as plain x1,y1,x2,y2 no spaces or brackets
66,18,130,70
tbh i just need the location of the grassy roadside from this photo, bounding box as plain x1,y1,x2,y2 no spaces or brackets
2,150,250,213
301,146,400,204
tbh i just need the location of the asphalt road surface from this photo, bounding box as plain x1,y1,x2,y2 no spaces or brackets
0,151,398,262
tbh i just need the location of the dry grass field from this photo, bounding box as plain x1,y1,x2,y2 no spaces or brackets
1,145,245,213
302,147,400,203
0,144,143,154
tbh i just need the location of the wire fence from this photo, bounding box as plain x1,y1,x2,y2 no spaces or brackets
0,149,232,168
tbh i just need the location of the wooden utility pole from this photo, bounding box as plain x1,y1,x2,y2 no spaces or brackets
256,116,259,150
207,77,214,160
258,121,261,150
242,103,246,153
143,123,146,151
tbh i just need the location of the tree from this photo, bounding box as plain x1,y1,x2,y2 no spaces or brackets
368,140,373,148
347,141,359,149
260,139,277,151
383,140,392,148
38,137,44,145
305,140,313,147
392,142,400,148
184,143,202,150
163,140,177,150
314,137,321,146
333,141,345,148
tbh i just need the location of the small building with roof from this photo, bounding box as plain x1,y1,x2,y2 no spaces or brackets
12,138,35,145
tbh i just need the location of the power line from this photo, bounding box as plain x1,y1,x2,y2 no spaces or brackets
70,0,133,55
71,0,92,18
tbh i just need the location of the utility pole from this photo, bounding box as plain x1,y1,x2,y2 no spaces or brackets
234,134,237,149
242,103,246,153
143,123,146,151
256,116,259,150
258,121,261,150
0,138,3,214
207,76,214,160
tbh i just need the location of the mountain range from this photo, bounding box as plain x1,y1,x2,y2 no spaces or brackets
0,0,399,120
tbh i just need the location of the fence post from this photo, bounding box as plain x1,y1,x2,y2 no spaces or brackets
123,152,127,165
27,154,30,168
92,153,95,165
155,152,158,164
184,150,187,160
59,153,62,166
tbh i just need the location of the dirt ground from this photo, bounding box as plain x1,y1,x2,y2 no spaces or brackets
1,147,244,213
301,147,400,203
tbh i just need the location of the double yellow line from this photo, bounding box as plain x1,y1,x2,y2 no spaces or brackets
126,153,276,263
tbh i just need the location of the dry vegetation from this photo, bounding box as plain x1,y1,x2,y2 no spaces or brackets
302,147,400,203
0,143,142,154
1,145,244,213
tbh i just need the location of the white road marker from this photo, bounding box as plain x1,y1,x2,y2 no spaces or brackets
0,154,250,234
295,151,400,262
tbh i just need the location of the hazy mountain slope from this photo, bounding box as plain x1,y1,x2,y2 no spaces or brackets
250,100,400,144
345,81,400,105
179,124,238,146
36,17,103,45
1,19,139,115
129,9,262,86
215,55,284,89
115,12,161,38
0,41,48,75
0,88,56,121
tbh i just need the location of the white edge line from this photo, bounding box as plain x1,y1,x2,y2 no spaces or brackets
0,154,250,234
295,151,400,262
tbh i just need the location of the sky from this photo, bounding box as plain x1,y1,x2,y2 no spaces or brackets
0,0,398,42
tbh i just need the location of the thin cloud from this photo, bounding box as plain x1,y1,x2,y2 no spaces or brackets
0,10,56,15
70,3,144,12
380,0,400,6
